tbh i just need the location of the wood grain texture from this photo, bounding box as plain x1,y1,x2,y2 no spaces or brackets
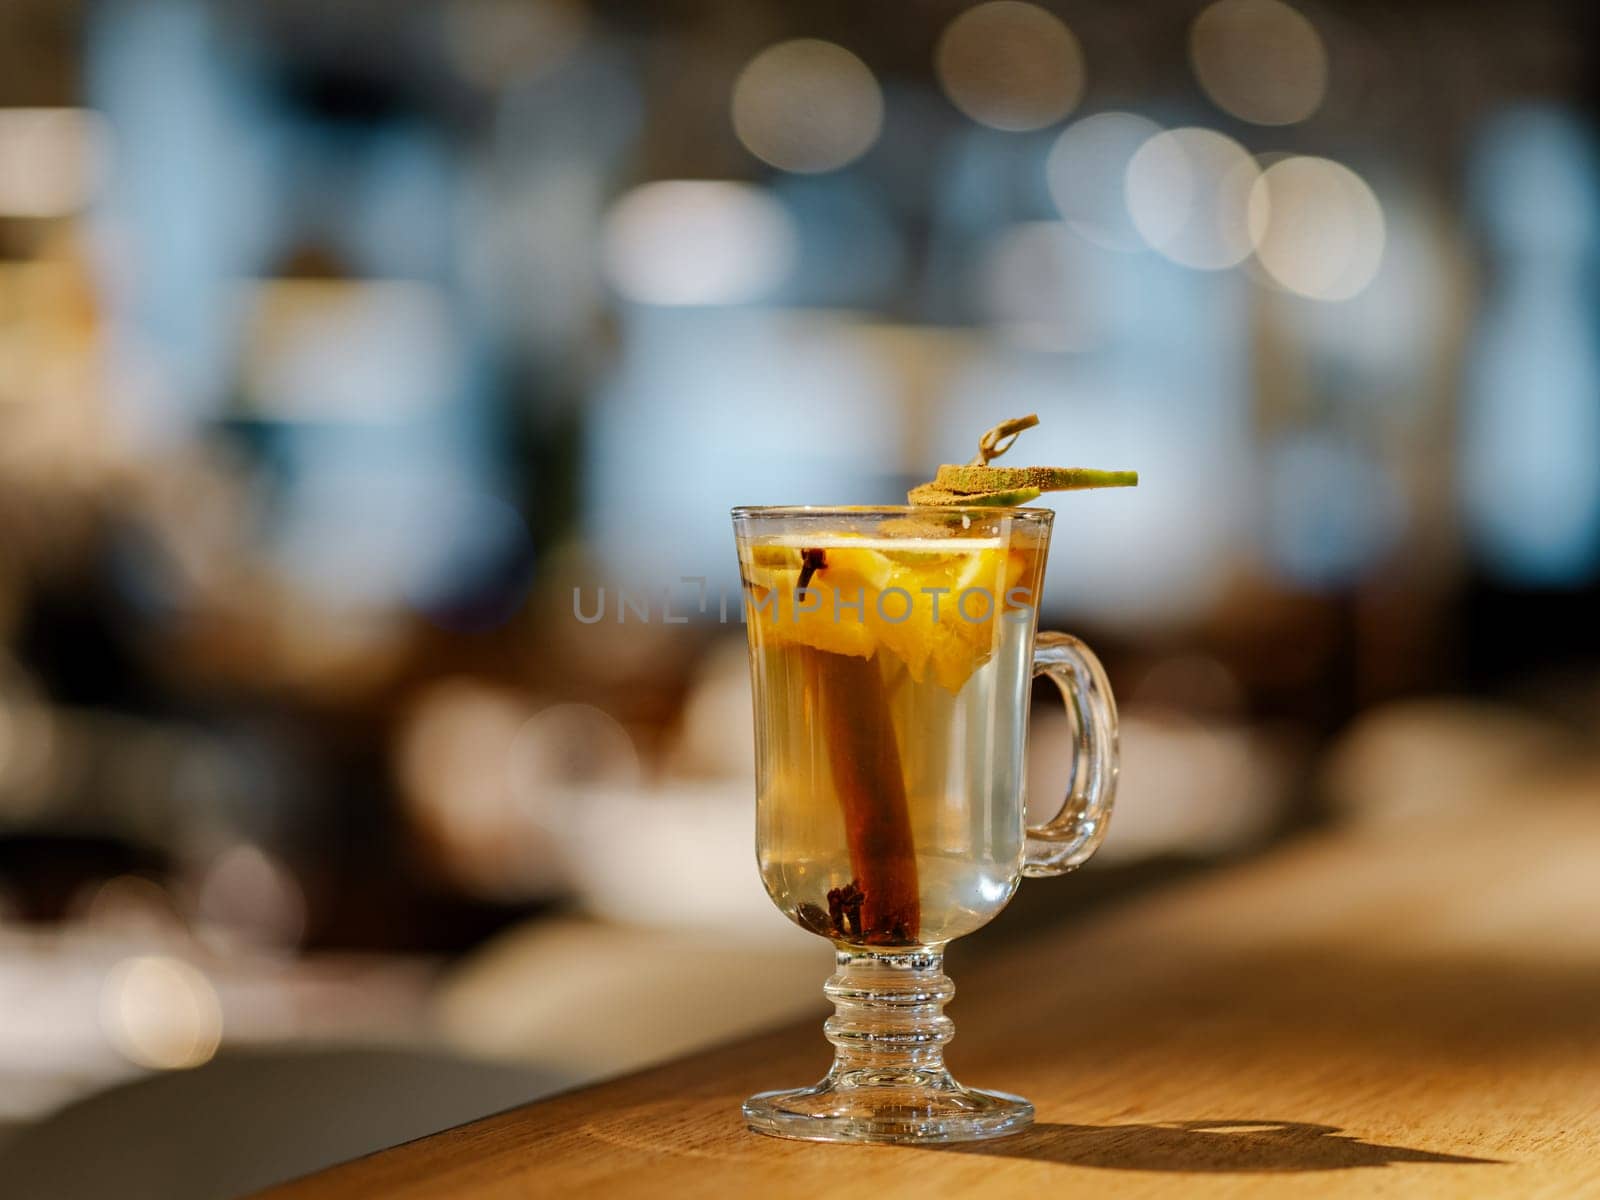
261,790,1600,1199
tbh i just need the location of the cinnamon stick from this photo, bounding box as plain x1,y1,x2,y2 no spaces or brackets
811,649,920,944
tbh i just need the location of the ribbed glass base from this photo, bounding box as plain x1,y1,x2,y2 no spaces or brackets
744,1080,1033,1144
744,946,1034,1145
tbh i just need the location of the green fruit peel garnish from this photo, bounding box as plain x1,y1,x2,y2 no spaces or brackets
907,414,1137,507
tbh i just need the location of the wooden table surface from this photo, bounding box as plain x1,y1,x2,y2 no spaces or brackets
264,788,1600,1198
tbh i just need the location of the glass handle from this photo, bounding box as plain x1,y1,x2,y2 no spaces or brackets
1023,631,1120,877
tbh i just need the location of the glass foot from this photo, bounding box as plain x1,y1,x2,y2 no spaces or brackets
744,946,1035,1144
745,1080,1033,1144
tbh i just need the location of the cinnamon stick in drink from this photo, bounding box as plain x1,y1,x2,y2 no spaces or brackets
811,648,920,944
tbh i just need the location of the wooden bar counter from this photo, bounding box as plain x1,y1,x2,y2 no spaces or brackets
264,789,1600,1198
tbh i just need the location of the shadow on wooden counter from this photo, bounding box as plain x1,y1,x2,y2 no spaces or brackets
937,1119,1499,1173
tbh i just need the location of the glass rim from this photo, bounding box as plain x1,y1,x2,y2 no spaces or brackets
731,504,1054,523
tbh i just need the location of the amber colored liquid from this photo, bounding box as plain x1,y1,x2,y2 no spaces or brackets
740,530,1047,948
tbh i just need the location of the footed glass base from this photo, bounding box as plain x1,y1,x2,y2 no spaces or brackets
744,946,1034,1145
744,1081,1033,1145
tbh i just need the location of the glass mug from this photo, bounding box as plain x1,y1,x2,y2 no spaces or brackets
732,505,1118,1144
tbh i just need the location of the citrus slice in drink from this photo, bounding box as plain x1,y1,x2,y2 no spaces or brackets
740,536,1030,692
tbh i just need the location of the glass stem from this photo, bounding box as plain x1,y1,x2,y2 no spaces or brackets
822,946,958,1089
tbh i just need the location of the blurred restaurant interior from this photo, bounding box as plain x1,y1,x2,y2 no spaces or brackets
1,0,1599,1193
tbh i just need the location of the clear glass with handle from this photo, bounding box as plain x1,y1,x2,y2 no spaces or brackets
732,505,1118,1144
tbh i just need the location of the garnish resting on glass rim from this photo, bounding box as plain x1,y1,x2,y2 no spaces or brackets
907,414,1138,507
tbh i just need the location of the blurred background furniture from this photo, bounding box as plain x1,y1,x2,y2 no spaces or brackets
2,1047,562,1199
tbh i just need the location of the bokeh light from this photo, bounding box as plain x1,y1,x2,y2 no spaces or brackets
1125,127,1259,269
731,39,884,173
507,701,641,808
602,181,797,306
195,844,308,949
1190,0,1327,126
398,679,569,901
78,874,185,935
0,108,112,218
100,956,223,1071
935,2,1086,132
1248,156,1386,300
1046,112,1165,252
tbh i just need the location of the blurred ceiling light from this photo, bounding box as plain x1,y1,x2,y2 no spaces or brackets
603,181,797,306
935,2,1086,132
1189,0,1327,126
732,39,884,173
0,108,111,218
1125,127,1258,269
444,0,588,89
980,222,1106,352
101,956,223,1071
1247,156,1385,300
1046,112,1164,252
